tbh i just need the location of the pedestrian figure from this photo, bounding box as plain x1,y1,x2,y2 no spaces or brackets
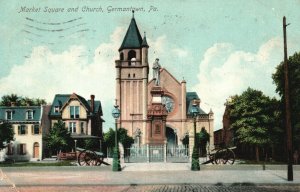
293,150,299,164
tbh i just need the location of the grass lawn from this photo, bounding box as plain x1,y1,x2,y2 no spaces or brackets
0,160,76,167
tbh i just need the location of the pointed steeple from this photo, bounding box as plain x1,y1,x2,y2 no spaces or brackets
119,11,143,51
141,32,149,48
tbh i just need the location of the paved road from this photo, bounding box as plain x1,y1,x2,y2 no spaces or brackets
0,165,300,191
1,184,300,192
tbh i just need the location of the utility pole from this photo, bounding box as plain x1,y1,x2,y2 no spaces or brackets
283,16,293,181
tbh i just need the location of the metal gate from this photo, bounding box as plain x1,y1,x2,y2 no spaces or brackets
124,145,189,163
167,145,189,162
124,145,147,163
149,145,164,162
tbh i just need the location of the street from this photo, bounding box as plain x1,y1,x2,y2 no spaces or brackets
0,165,300,191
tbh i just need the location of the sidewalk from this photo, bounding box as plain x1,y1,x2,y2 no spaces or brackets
1,164,300,186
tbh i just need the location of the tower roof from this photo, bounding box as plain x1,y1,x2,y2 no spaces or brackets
141,32,149,48
119,17,143,51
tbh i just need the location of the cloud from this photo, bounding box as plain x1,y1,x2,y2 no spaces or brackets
171,48,188,58
0,27,127,126
0,27,169,128
194,37,284,130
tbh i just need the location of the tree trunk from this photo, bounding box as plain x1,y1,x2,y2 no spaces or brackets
271,145,275,161
256,146,260,162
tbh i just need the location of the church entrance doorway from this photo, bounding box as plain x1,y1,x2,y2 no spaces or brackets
166,127,176,147
166,127,189,162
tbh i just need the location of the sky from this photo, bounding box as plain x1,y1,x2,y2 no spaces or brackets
1,0,300,131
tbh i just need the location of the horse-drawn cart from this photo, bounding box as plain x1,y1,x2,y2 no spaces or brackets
76,147,110,166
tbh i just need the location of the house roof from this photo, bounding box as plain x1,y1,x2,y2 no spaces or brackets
49,94,102,116
119,17,143,51
186,92,207,116
0,106,42,122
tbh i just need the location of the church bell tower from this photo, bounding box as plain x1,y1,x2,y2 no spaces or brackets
115,11,149,143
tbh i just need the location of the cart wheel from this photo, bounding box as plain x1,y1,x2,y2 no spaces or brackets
78,150,87,166
214,149,223,164
84,151,98,166
223,148,235,164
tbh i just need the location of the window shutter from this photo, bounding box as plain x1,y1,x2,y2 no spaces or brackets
25,126,28,134
18,126,21,135
31,125,34,135
39,126,42,134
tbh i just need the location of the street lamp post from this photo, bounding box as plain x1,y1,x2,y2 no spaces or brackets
112,104,121,171
191,99,200,171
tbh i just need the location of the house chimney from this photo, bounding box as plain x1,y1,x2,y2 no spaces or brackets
11,102,16,107
90,95,95,113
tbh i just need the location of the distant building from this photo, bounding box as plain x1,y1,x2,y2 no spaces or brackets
48,93,104,139
214,99,234,148
0,104,44,161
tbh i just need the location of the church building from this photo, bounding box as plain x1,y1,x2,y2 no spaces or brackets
115,13,214,156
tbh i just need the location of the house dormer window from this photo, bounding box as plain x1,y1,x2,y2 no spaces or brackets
27,110,33,120
6,111,12,120
54,106,60,113
70,106,80,119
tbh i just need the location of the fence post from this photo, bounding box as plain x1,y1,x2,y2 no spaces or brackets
147,144,150,163
164,143,167,163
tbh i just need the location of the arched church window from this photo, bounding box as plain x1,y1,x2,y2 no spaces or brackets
120,52,124,60
128,50,136,65
128,74,131,78
133,73,135,78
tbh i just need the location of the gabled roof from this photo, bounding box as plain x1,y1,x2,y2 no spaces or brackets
186,92,207,116
0,106,42,122
119,17,143,51
49,94,102,116
60,93,90,112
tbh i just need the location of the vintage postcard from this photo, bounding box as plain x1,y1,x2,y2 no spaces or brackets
0,0,300,191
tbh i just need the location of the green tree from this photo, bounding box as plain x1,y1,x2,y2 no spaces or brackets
0,94,19,106
0,122,14,150
229,87,280,162
0,94,46,106
43,120,72,156
272,52,300,149
103,128,134,150
196,127,210,156
182,134,189,147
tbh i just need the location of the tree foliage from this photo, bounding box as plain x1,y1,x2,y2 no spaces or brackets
197,127,210,147
103,128,134,149
272,52,300,148
0,94,46,106
43,120,73,155
0,122,14,150
196,127,210,156
229,88,281,161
